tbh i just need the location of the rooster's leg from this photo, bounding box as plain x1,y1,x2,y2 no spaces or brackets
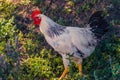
78,63,83,76
92,8,96,14
59,68,69,80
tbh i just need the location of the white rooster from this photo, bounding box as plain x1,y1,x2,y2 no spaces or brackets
31,10,109,80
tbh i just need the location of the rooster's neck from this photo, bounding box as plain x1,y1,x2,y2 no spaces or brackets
39,14,65,38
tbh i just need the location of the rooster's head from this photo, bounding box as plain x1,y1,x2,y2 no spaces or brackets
31,10,41,26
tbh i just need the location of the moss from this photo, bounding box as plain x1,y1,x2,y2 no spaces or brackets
0,0,120,80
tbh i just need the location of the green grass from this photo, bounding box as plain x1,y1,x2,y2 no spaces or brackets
0,0,120,80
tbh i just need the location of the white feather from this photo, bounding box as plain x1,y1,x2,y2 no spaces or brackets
38,14,97,68
45,27,97,57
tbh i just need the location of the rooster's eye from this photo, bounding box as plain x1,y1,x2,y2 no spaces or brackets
35,17,40,19
35,17,38,18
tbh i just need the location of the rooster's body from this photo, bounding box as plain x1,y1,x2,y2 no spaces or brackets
31,10,109,80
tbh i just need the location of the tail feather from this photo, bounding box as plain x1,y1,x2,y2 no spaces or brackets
88,11,109,39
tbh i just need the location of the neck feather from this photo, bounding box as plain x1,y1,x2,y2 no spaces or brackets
40,14,65,38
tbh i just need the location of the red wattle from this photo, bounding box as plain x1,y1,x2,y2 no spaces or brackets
34,18,41,26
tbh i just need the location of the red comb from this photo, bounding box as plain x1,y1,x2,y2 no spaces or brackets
31,10,41,19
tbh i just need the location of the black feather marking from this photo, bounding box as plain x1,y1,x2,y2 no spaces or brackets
88,11,109,39
47,24,65,38
76,48,84,57
88,41,96,47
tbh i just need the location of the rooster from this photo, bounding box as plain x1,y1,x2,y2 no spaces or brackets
31,10,109,80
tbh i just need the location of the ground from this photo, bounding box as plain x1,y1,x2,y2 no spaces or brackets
0,0,120,80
